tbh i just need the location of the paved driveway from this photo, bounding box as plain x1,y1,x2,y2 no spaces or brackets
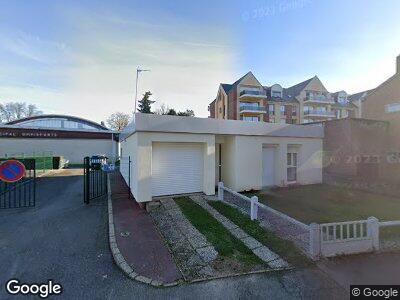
0,169,345,299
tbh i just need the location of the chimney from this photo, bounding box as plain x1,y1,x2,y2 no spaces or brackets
397,55,400,74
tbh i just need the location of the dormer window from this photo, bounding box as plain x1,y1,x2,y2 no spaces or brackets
270,84,283,98
272,90,282,98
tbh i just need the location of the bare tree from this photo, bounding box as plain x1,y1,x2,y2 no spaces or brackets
0,102,42,123
154,103,170,115
106,112,130,131
27,104,42,117
154,103,194,117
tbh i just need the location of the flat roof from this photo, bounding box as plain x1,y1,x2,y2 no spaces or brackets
120,113,324,141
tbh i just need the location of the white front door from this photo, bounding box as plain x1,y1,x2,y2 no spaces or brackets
152,142,204,196
262,147,275,187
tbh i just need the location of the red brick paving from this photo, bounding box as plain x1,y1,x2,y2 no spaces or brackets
110,172,182,283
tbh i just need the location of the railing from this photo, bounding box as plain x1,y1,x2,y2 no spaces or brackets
217,182,310,254
239,90,267,97
239,105,266,112
304,95,334,103
216,182,400,260
310,218,376,258
379,220,400,227
304,110,335,117
218,182,258,220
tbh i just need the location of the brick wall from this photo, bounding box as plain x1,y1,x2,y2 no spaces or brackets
323,118,400,193
209,101,215,118
228,89,237,120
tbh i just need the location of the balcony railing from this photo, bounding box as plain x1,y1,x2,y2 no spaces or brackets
239,105,266,112
304,110,335,117
304,95,334,104
239,90,267,97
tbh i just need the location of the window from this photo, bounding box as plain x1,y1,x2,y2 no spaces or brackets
386,103,400,113
287,152,297,182
338,96,347,104
342,110,349,118
271,90,282,98
292,106,297,116
240,116,259,122
280,105,285,115
269,104,275,115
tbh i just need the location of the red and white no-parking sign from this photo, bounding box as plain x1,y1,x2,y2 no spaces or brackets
0,160,26,183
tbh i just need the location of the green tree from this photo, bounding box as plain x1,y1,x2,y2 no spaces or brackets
137,91,155,113
167,108,177,115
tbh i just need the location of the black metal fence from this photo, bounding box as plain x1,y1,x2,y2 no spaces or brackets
83,156,108,204
0,159,36,209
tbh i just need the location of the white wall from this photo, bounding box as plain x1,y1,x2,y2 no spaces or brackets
0,138,116,164
221,135,322,191
120,129,322,202
122,132,215,203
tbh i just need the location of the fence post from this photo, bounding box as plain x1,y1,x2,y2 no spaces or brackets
128,156,131,200
367,217,380,251
84,157,90,204
309,223,321,260
218,182,224,201
250,196,258,221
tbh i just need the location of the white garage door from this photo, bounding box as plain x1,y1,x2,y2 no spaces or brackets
262,147,275,187
152,143,204,196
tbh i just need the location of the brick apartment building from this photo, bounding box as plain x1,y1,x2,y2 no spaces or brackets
208,72,359,124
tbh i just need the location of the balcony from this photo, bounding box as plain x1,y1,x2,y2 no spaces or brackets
239,105,267,113
304,94,335,104
239,89,268,100
304,110,335,118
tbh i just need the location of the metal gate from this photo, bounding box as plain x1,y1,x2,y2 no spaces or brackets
0,159,36,209
83,156,108,204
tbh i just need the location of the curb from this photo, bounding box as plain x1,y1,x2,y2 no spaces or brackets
107,175,181,288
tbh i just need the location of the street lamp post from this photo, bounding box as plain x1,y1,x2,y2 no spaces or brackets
134,67,150,113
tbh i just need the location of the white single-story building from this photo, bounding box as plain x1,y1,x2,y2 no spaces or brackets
0,114,118,164
119,113,323,204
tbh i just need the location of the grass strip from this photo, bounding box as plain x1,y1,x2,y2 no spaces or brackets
174,196,264,268
209,200,311,267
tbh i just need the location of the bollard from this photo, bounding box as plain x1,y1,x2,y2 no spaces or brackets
250,196,258,220
218,182,224,201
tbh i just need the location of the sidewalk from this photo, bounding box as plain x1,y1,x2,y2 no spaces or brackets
109,172,182,285
317,252,400,290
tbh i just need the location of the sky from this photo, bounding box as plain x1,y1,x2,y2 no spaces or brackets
0,0,400,123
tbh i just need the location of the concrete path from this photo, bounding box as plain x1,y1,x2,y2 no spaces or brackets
150,198,218,281
0,170,345,299
110,173,182,284
191,195,289,269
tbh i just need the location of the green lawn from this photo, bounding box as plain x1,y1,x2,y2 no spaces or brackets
246,184,400,224
244,184,400,239
174,196,265,270
209,200,310,267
